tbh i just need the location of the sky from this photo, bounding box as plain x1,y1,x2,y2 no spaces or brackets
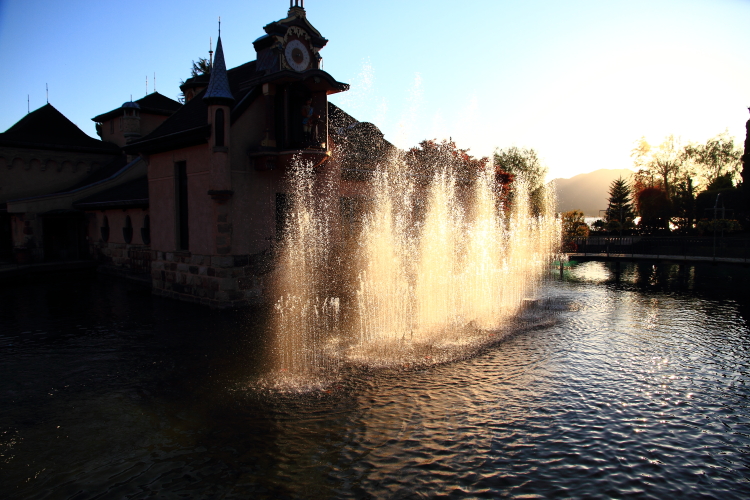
1,0,749,180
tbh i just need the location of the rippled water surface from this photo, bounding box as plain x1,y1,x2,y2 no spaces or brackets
2,262,750,499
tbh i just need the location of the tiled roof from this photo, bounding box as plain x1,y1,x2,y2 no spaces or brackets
329,102,395,179
126,43,346,154
73,175,149,209
228,61,259,99
137,92,182,114
180,73,210,91
132,89,211,143
1,104,119,153
92,92,182,123
328,102,358,132
128,61,259,152
204,37,234,104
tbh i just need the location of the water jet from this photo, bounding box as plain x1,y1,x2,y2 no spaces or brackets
270,150,560,385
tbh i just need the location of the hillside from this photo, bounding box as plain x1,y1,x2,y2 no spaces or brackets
553,168,634,216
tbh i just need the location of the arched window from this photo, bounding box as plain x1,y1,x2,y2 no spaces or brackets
123,215,133,244
215,108,225,147
141,215,151,245
101,216,110,242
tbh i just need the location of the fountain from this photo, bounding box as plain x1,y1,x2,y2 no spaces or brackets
270,149,560,388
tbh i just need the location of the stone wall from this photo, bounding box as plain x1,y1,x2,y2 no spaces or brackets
90,239,154,274
150,250,273,308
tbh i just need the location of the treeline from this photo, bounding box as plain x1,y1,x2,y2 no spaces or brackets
563,132,747,244
404,140,549,210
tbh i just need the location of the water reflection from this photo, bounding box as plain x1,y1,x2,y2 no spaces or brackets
1,268,750,498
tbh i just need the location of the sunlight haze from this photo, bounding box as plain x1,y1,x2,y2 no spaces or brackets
1,0,748,180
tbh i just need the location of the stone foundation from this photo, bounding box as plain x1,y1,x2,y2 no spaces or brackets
150,251,273,309
90,240,153,274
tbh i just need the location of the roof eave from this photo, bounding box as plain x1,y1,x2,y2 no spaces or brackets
0,136,120,154
92,109,121,123
73,198,149,210
237,69,348,95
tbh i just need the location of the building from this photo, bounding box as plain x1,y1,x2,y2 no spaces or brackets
1,2,393,307
0,92,181,266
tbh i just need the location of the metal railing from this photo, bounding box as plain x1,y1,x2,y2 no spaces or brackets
571,236,750,262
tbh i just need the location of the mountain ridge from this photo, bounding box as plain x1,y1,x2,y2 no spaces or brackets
553,168,634,216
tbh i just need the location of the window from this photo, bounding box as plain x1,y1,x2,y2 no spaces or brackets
175,162,189,250
215,108,225,147
123,215,133,244
101,216,109,242
141,215,151,245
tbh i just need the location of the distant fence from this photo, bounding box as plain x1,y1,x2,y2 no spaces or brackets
571,236,750,261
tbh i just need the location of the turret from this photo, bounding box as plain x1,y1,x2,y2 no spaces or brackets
121,101,141,143
203,35,234,197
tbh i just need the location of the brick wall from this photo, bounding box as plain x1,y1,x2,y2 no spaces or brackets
150,250,273,308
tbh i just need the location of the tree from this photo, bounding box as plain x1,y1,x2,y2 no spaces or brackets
561,210,589,251
671,176,696,233
189,57,212,78
493,146,547,213
405,138,499,183
695,173,743,228
652,135,684,197
630,131,744,232
630,135,685,198
684,132,742,188
604,177,635,233
636,187,672,233
178,57,212,103
493,146,546,192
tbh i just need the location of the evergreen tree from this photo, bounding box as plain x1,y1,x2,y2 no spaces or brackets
605,177,635,232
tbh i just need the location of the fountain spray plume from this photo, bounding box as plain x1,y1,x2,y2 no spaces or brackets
354,157,418,361
350,144,560,365
270,139,561,382
271,157,342,386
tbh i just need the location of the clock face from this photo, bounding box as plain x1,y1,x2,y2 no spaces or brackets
285,39,310,72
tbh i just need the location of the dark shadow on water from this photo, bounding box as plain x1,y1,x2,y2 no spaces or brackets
2,269,750,498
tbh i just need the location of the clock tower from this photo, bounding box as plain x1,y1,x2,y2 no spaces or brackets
253,0,327,75
249,0,348,164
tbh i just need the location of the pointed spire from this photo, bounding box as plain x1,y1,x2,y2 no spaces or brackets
203,35,234,105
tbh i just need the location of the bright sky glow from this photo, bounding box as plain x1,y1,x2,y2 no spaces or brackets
1,0,748,180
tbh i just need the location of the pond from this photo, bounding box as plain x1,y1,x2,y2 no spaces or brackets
1,262,749,499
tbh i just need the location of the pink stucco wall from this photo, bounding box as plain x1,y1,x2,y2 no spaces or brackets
147,144,215,255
